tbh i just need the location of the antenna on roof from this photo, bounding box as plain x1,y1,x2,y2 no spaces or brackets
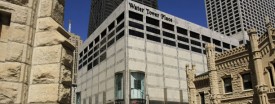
68,20,72,33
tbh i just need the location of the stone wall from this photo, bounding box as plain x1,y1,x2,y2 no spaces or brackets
0,0,74,104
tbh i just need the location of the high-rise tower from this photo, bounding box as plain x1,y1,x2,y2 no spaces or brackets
87,0,158,37
205,0,275,44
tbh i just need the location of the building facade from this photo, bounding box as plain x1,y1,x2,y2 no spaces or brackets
205,0,275,44
0,0,75,104
77,1,239,104
88,0,158,37
187,20,275,104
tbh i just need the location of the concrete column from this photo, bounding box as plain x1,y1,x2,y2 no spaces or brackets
186,65,197,104
248,28,270,104
205,43,221,104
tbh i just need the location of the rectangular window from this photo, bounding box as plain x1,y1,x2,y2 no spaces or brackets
88,62,93,70
191,40,201,47
223,77,233,93
134,80,141,89
129,21,144,30
146,16,159,26
177,27,187,35
163,31,175,39
242,73,253,90
108,31,115,40
147,34,161,42
162,22,174,31
129,11,143,21
95,36,100,44
146,26,160,35
190,31,200,39
163,39,176,46
108,22,115,31
178,36,189,43
178,43,189,50
268,68,274,86
101,29,107,38
100,52,106,62
191,47,202,53
107,38,115,47
202,35,211,43
0,11,11,38
199,92,205,104
129,29,144,38
116,30,125,41
116,22,124,32
215,47,223,52
117,12,124,24
100,37,106,46
93,58,98,67
213,39,221,46
223,42,230,49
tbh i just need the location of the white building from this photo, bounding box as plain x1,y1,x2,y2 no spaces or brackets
77,0,239,104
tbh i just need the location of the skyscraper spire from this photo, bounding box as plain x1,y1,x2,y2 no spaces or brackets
68,19,72,33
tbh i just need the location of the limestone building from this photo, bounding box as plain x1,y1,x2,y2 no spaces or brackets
0,0,75,104
77,0,239,104
205,0,275,44
187,19,275,103
88,0,158,36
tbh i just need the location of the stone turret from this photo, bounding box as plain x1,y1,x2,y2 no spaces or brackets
205,43,221,104
186,64,197,104
248,28,270,104
265,16,275,49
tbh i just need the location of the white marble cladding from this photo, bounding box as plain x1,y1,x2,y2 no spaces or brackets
77,0,240,103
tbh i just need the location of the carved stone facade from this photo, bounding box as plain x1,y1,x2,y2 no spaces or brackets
187,19,275,104
0,0,74,104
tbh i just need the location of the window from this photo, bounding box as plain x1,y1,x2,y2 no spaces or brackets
107,38,115,47
191,47,201,53
178,43,189,50
268,68,274,86
162,22,174,31
190,31,200,39
108,31,115,40
146,26,160,35
147,34,160,42
215,47,223,52
129,11,143,21
100,38,106,46
117,12,124,24
163,31,175,39
100,52,106,62
108,22,115,31
116,30,125,41
191,40,201,47
178,36,189,43
116,22,124,32
213,39,221,46
202,35,211,43
177,27,187,35
88,62,93,70
95,36,100,44
242,73,253,90
146,16,159,26
0,11,11,38
199,92,205,104
101,29,107,38
134,80,141,89
163,39,176,46
129,29,144,38
223,77,233,93
223,42,230,49
115,73,123,100
129,21,144,30
93,58,98,67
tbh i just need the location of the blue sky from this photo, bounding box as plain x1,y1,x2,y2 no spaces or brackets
64,0,207,41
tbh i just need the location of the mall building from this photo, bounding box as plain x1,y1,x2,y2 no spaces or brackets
77,0,239,104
